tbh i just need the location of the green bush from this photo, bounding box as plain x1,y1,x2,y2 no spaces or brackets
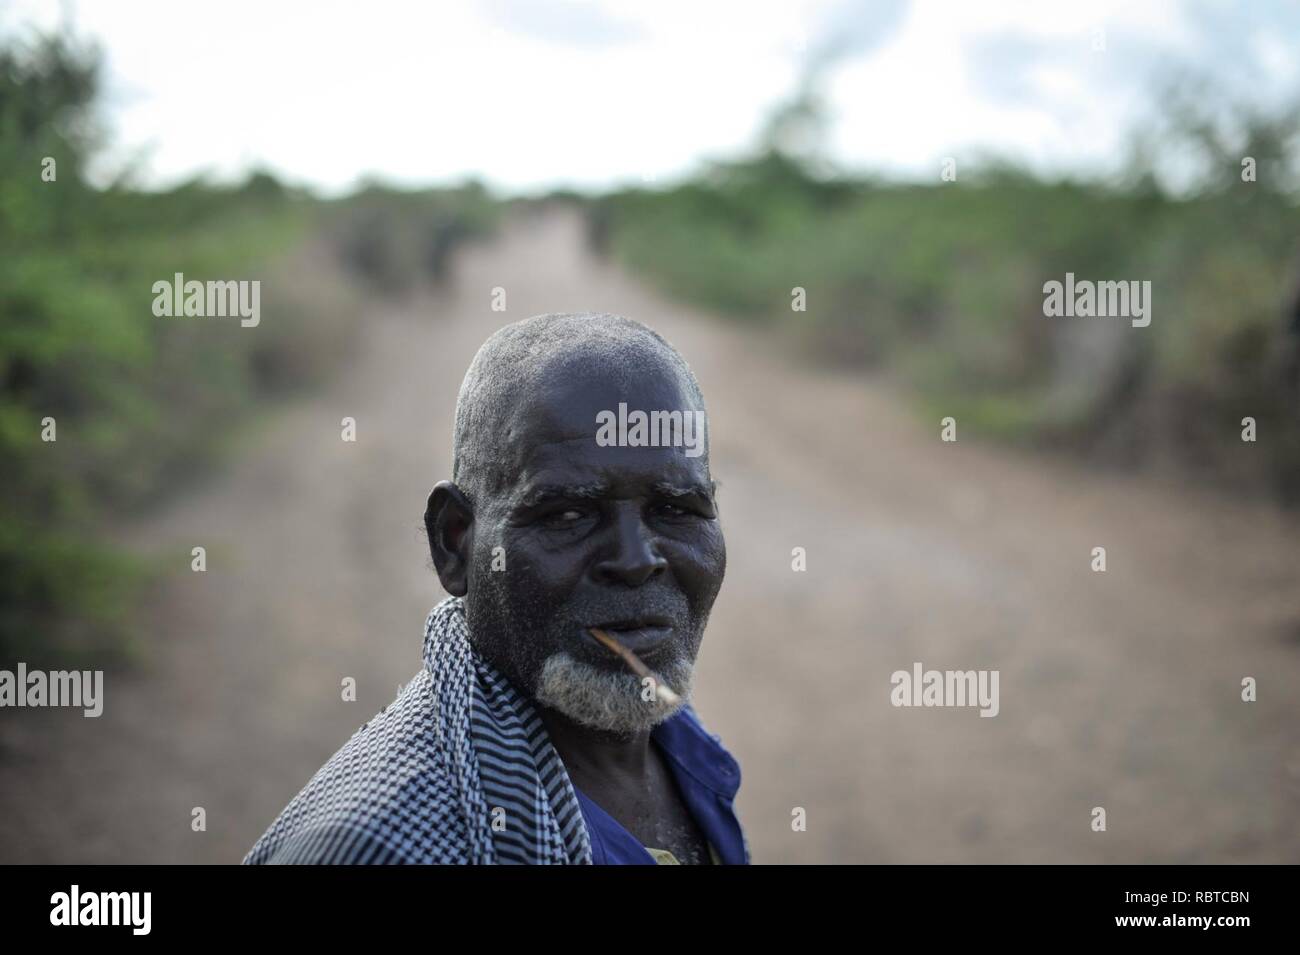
0,36,344,665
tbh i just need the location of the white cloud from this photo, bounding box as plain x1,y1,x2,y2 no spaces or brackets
3,0,1294,193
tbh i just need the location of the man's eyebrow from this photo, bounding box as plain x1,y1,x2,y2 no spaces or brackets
517,481,611,509
652,480,716,500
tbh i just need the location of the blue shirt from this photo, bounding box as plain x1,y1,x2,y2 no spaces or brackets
573,706,749,865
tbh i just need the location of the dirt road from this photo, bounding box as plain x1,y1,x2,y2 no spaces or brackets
4,207,1299,863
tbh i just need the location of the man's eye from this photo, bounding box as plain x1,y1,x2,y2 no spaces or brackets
543,509,586,527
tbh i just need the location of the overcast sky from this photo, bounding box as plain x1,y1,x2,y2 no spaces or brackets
5,0,1298,194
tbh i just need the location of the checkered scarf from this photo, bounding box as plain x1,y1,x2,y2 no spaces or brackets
242,596,593,864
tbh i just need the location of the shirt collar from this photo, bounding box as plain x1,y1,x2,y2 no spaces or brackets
652,703,742,800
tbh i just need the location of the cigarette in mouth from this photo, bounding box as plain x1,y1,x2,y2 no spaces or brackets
588,627,682,707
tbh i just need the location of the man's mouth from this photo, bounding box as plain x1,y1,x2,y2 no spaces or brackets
582,618,674,657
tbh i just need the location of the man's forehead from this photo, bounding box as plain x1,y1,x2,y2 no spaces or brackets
464,343,711,505
499,362,702,451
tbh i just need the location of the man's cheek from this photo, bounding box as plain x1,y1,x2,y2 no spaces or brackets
512,545,587,593
481,533,541,588
673,536,726,594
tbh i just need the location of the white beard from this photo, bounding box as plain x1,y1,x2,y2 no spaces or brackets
534,651,693,734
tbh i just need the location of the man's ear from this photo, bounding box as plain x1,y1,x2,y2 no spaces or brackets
425,480,474,597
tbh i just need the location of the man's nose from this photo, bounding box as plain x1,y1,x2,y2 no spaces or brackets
592,507,668,587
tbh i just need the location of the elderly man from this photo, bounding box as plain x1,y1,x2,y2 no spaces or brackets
244,312,747,864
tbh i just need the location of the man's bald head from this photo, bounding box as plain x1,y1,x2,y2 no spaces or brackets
451,312,706,504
